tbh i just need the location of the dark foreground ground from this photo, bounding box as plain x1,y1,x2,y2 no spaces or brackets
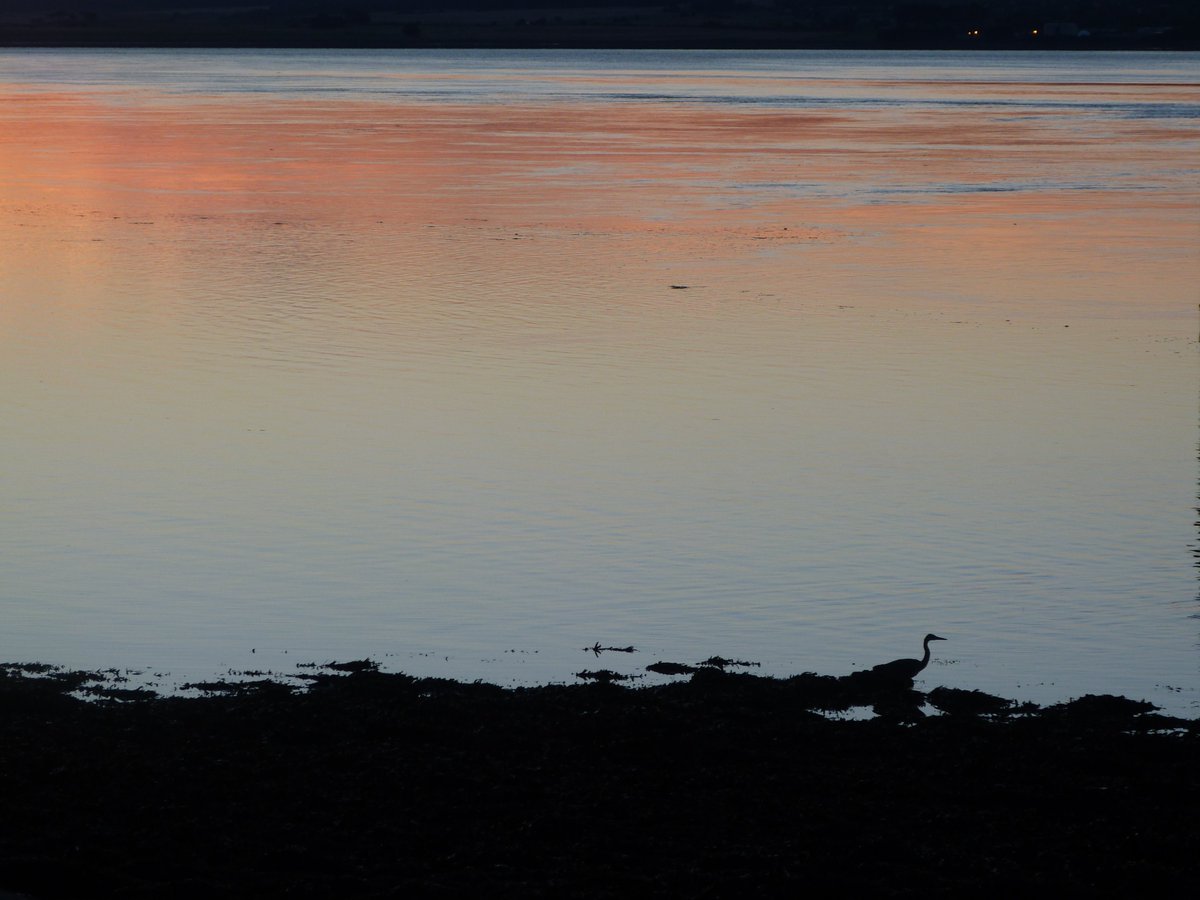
1,661,1197,898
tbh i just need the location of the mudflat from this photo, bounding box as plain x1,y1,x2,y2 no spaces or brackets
1,662,1196,897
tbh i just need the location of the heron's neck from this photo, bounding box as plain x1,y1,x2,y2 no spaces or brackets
920,639,932,667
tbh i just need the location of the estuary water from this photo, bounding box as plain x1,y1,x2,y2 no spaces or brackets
1,49,1197,714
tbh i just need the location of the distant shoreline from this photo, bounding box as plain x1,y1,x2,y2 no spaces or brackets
1,20,1195,52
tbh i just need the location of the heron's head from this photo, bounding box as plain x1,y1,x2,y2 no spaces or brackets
925,633,947,643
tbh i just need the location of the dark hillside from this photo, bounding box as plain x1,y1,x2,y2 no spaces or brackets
2,1,1196,48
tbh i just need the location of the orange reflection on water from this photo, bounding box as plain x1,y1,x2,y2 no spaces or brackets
1,82,1196,329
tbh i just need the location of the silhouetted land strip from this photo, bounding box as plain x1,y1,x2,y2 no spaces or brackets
1,662,1197,897
1,2,1197,49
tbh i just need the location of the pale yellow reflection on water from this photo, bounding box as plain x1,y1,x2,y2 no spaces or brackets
1,51,1197,713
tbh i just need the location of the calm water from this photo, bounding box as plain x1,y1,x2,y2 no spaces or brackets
2,49,1197,714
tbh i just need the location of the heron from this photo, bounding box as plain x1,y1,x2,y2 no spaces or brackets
866,633,947,683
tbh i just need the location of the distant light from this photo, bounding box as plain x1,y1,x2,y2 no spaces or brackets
1031,29,1039,36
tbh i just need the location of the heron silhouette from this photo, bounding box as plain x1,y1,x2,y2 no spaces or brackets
865,633,947,683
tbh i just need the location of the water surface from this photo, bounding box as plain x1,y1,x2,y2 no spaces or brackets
1,49,1197,713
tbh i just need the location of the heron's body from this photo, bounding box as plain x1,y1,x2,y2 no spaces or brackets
867,633,946,682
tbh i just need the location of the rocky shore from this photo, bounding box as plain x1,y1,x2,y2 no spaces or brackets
1,661,1197,898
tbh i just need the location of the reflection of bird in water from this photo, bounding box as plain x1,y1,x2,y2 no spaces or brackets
867,633,947,683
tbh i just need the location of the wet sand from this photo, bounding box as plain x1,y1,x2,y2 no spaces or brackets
1,662,1196,897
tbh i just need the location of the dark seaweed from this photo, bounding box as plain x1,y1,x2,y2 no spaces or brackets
0,661,1196,898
